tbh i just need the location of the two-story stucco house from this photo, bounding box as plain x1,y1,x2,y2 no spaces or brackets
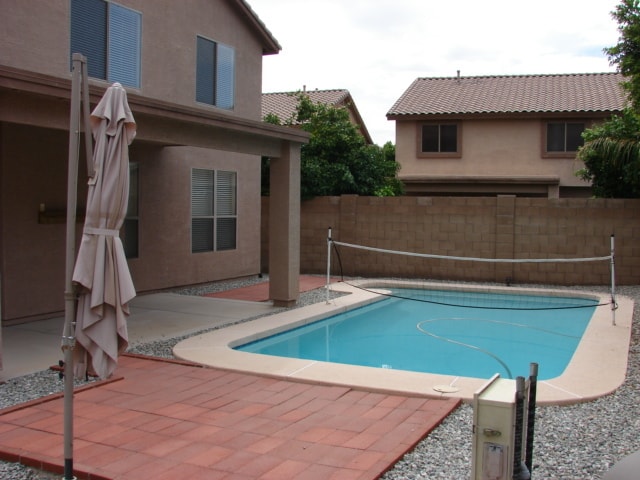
262,88,373,144
387,73,626,197
0,0,308,329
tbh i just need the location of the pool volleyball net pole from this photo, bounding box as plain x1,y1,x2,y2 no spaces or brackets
326,229,618,324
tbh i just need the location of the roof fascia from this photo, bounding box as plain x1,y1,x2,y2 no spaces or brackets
340,92,374,144
231,0,281,55
387,111,621,121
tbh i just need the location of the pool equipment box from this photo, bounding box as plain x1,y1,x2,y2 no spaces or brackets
472,374,531,480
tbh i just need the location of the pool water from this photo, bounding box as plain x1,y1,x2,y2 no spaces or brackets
236,289,599,380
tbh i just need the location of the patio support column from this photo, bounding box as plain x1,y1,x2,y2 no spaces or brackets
268,141,301,306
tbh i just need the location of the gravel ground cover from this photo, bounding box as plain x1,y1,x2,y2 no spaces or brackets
1,279,637,480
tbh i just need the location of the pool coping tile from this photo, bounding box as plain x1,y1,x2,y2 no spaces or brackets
174,281,635,405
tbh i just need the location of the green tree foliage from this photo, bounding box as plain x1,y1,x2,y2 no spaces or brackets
577,0,640,197
577,108,640,197
262,93,403,198
606,0,640,110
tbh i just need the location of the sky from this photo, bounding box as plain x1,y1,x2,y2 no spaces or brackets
248,0,622,146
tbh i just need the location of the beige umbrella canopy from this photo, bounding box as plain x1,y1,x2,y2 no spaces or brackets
72,82,136,380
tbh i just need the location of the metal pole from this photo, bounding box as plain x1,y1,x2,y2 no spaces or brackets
525,363,538,477
610,234,616,326
61,53,86,480
326,227,332,304
80,59,94,178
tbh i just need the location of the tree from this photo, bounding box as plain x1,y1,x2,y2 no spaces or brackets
262,93,403,198
577,0,640,197
606,0,640,110
577,108,640,197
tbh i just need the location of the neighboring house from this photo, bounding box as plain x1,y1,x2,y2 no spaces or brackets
0,0,309,329
387,73,626,197
262,88,374,144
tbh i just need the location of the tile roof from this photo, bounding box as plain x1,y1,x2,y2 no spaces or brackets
262,89,351,122
262,89,373,143
387,73,627,117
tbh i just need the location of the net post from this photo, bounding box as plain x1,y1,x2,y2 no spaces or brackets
610,234,617,326
326,227,332,304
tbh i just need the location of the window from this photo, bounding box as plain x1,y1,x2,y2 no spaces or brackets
191,169,237,253
70,0,141,88
196,36,235,109
123,163,139,259
546,122,585,153
420,123,459,154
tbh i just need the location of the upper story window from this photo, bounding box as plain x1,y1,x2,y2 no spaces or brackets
545,122,585,154
70,0,141,88
418,123,461,157
196,36,235,109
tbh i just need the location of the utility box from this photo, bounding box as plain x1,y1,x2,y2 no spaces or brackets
472,374,529,480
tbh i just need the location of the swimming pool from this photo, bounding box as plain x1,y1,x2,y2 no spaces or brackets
236,288,598,381
173,281,633,404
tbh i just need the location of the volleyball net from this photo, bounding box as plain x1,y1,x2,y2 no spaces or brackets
325,229,618,323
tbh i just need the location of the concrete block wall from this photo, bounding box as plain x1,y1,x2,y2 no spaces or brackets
262,196,640,286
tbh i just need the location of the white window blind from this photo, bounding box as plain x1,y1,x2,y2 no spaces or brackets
108,3,141,88
216,43,235,109
216,170,236,216
216,171,237,251
191,169,214,217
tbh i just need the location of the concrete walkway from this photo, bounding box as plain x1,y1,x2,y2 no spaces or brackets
1,293,276,382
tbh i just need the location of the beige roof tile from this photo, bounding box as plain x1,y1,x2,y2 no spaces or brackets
261,89,351,122
262,89,373,143
387,73,627,117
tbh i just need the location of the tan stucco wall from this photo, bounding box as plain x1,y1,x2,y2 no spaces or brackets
1,124,81,321
0,0,264,120
0,124,262,323
395,118,591,188
127,146,261,292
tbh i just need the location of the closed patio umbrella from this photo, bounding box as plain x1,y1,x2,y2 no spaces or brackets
72,82,136,380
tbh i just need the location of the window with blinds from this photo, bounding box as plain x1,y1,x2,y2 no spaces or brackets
123,163,139,258
70,0,141,88
196,36,235,109
191,169,237,253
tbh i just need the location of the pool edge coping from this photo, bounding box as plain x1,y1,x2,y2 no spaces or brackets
173,281,634,406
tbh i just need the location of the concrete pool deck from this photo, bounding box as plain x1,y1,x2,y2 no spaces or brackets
174,281,635,406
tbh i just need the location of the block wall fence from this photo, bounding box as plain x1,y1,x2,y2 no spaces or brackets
261,196,640,286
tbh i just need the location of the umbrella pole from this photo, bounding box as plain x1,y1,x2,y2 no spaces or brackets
62,53,88,480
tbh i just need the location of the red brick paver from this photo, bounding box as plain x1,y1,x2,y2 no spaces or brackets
0,355,460,479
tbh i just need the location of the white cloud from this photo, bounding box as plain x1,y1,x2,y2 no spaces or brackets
250,0,621,145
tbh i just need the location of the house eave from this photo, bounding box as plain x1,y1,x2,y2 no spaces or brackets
0,65,308,156
387,111,621,122
233,0,282,55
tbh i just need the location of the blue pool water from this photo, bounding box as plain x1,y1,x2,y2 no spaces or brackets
236,288,599,380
